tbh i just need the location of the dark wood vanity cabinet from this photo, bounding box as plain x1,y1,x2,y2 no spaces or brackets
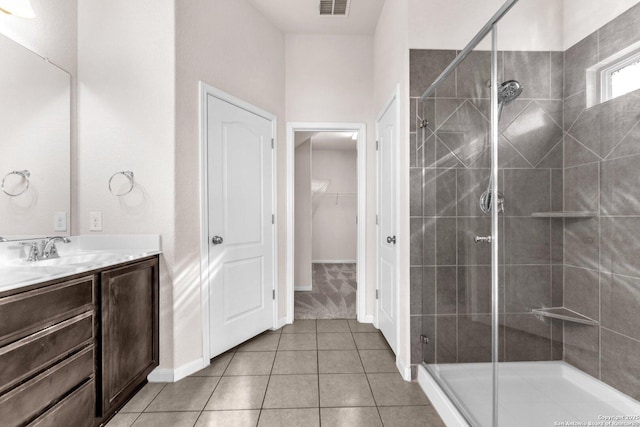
0,255,159,427
98,257,159,419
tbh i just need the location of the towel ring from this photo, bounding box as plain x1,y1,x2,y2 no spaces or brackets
1,170,30,197
108,171,134,196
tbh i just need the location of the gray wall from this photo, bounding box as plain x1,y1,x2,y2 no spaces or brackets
562,3,640,400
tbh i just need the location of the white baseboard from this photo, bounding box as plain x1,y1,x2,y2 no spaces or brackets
148,358,206,383
396,356,412,382
295,285,312,291
417,365,470,427
312,260,357,264
274,316,288,330
357,314,374,324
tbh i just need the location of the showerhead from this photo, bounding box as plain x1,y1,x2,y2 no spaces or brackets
498,80,523,106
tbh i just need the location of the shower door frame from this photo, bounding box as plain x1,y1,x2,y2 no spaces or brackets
416,1,520,426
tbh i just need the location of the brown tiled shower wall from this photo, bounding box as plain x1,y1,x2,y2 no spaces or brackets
409,3,640,400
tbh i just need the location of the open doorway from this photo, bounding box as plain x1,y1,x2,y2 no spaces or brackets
286,123,367,323
294,131,358,319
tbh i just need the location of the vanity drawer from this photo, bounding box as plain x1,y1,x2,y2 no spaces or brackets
28,378,95,427
0,275,95,346
0,312,94,394
0,346,94,427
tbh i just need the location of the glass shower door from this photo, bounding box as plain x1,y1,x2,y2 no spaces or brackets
415,27,500,427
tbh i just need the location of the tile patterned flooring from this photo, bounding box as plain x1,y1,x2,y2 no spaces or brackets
295,264,358,319
107,320,445,427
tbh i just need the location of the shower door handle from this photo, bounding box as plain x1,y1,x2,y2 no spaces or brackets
474,236,492,244
211,236,224,245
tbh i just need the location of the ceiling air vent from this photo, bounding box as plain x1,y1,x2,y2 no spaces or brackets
319,0,350,16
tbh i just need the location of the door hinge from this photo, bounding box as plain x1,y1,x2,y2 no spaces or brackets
271,138,274,149
273,289,276,300
376,140,379,151
376,214,379,225
375,289,379,299
355,215,358,224
272,214,275,224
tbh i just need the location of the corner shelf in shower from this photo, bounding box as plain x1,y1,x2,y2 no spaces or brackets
532,307,599,326
530,211,598,218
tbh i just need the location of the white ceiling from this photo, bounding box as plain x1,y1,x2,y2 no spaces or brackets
248,0,385,35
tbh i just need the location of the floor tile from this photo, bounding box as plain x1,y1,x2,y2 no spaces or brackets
282,320,317,334
146,377,219,412
107,413,140,427
205,376,269,410
237,334,280,352
257,408,320,427
277,333,317,351
358,350,397,373
348,320,378,333
272,351,318,374
378,406,445,427
121,383,166,412
320,407,383,427
318,350,364,374
225,352,275,376
265,328,282,335
317,333,356,350
353,333,389,350
195,410,260,426
367,373,430,406
317,319,351,333
132,412,200,427
192,352,234,377
263,375,319,408
319,374,375,407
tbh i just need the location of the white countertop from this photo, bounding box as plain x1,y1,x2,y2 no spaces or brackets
0,235,161,293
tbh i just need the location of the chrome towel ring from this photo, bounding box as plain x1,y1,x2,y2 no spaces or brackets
1,170,30,197
108,171,134,196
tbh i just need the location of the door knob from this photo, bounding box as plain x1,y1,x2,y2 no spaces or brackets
386,236,396,244
211,236,224,245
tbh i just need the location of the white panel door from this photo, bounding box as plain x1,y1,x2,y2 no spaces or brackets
376,96,398,354
208,94,274,359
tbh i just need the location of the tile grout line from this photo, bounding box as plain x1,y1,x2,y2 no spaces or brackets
255,328,282,425
354,328,384,426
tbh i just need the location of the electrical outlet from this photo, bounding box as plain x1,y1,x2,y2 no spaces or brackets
53,212,67,231
89,211,102,231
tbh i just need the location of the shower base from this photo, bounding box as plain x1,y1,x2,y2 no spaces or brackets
418,361,640,427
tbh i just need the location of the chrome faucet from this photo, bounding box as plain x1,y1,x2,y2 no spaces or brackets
42,236,71,259
20,241,41,261
0,237,7,242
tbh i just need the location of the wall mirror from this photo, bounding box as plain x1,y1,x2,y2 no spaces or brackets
0,32,71,240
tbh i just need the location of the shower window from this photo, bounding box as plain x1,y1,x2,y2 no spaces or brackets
601,50,640,101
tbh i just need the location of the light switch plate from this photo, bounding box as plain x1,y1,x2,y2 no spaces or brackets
89,211,102,231
54,212,67,231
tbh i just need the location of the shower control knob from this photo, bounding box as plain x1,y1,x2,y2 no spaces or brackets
474,236,492,244
387,236,396,244
211,236,224,245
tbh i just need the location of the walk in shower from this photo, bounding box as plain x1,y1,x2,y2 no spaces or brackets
410,0,640,425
